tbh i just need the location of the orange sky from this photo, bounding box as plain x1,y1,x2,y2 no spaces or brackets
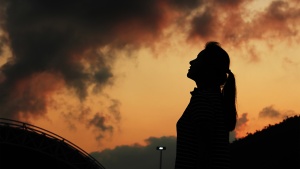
0,0,300,156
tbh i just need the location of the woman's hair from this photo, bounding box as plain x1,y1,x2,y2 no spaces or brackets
202,41,237,132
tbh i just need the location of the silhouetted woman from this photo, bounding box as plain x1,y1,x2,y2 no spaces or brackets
175,41,237,169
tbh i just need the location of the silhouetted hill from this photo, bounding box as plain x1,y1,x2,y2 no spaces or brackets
230,115,300,169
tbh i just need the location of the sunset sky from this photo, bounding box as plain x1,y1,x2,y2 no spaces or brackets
0,0,300,168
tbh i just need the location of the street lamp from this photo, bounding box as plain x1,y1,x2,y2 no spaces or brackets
156,146,166,169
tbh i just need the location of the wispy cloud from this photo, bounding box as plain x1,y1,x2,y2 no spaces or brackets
230,112,249,141
259,105,297,119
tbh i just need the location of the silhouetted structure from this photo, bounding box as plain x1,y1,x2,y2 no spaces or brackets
230,115,300,169
0,118,106,169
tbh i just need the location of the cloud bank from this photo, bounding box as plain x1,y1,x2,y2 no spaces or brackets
91,136,177,169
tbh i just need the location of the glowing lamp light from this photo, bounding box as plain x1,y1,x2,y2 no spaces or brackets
156,146,166,150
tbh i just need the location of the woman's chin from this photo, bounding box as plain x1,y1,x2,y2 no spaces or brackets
187,73,194,80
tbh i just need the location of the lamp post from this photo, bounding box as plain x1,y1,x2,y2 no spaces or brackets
156,146,166,169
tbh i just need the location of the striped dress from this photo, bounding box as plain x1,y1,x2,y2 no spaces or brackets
175,87,230,169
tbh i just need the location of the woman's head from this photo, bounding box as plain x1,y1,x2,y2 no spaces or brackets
187,41,230,86
188,41,237,132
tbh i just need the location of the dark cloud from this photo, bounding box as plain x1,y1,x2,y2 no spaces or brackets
108,99,121,122
259,105,281,118
0,72,64,119
91,136,176,169
0,0,178,120
88,113,113,132
214,0,244,5
61,96,121,141
258,105,297,119
188,0,300,62
189,7,217,41
250,0,300,39
236,112,249,127
0,35,7,56
170,0,204,11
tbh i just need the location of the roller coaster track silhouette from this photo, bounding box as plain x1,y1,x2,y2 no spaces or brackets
0,118,106,169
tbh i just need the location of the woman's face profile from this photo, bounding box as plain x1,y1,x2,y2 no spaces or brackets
187,51,205,81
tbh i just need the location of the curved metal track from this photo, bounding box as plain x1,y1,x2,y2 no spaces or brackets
0,118,106,169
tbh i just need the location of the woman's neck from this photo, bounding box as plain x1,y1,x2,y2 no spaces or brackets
196,83,221,92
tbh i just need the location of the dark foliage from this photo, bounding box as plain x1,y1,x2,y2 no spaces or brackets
230,115,300,169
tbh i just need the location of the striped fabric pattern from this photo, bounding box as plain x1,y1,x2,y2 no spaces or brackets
175,88,230,169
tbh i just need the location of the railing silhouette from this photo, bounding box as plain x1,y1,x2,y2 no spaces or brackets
0,118,105,169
